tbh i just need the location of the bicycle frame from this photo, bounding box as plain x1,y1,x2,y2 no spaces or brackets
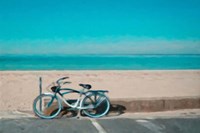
48,88,95,110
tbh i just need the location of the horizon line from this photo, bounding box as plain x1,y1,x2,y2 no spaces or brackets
1,53,200,56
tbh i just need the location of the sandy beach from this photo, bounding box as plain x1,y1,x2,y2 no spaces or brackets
0,70,200,111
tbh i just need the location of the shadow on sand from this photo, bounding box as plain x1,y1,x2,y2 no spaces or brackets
48,103,126,118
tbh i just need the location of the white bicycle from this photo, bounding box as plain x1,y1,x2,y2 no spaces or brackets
33,77,110,119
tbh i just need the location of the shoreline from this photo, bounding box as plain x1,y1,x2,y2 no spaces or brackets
1,69,200,72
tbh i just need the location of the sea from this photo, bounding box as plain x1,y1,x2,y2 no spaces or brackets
0,54,200,70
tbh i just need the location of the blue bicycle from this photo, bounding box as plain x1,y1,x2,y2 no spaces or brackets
33,77,110,119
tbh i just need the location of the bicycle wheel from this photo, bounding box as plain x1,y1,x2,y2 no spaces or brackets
33,93,61,119
82,92,110,118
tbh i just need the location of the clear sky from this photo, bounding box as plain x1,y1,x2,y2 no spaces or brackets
0,0,200,55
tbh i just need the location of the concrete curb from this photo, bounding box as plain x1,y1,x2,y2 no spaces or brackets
32,97,200,117
110,97,200,112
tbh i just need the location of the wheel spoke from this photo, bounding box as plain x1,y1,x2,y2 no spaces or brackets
82,93,110,118
33,94,61,119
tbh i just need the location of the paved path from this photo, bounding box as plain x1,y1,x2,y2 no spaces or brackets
1,109,200,133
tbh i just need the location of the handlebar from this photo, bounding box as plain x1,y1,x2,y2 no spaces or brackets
56,76,69,83
62,81,72,85
56,77,71,86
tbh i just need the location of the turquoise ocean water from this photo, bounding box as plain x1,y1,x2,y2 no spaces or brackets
0,55,200,70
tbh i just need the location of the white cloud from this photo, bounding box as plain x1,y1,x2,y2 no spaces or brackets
0,37,200,54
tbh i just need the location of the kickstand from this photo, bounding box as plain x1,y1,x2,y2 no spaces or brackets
76,109,81,119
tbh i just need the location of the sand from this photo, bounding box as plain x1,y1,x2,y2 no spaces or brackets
0,70,200,111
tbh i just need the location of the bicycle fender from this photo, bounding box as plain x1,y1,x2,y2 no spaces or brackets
87,90,109,94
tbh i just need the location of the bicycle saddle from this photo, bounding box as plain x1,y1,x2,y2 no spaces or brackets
79,84,91,89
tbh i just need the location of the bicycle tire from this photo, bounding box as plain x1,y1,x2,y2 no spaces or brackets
81,92,110,118
33,93,61,119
